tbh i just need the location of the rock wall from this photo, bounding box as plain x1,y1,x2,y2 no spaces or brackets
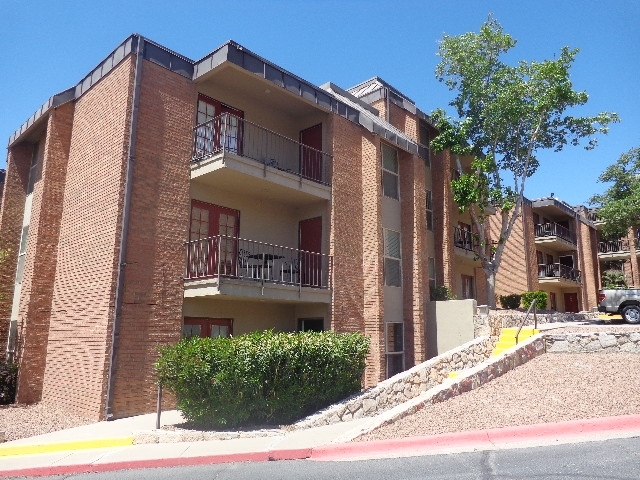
545,332,640,353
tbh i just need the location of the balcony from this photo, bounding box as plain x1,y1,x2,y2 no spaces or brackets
538,263,581,286
453,226,490,261
191,114,332,205
183,235,332,303
534,223,577,250
598,239,631,260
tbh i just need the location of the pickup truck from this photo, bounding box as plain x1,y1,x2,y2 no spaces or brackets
597,289,640,324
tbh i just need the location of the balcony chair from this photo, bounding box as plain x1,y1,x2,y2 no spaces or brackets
280,258,300,284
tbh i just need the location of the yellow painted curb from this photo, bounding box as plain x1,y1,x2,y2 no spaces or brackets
0,436,134,457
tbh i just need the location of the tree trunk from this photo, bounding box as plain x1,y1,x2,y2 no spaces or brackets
486,270,496,308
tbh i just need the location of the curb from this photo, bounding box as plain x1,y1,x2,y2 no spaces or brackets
0,436,134,457
2,414,640,477
311,413,640,461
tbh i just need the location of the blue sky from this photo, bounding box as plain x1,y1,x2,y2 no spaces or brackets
1,0,638,206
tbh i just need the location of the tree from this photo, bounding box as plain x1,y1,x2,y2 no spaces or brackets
429,16,618,307
589,147,640,239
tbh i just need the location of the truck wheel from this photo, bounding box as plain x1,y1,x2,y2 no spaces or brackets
622,305,640,324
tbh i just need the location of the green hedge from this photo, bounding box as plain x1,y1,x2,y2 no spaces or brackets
155,330,369,428
521,291,548,310
0,360,17,405
499,294,521,309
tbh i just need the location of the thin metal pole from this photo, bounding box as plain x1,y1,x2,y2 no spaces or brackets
155,385,162,430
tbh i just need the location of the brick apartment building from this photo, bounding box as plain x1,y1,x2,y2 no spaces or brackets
0,35,612,421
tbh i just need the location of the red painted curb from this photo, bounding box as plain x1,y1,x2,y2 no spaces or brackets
310,413,640,461
2,414,639,476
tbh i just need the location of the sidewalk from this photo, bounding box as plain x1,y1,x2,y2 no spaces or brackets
2,409,640,477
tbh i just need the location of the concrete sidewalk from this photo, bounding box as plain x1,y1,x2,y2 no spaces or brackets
2,410,640,477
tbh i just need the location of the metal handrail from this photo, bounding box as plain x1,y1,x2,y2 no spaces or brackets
515,299,537,345
184,234,332,289
534,222,576,244
192,113,333,186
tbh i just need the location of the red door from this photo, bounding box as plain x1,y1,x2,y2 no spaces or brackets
299,217,322,286
188,200,240,278
564,293,579,313
299,124,323,182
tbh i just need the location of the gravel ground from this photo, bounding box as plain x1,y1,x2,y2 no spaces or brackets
356,352,640,442
0,403,94,442
1,323,639,444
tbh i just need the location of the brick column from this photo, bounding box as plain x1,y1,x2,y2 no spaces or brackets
0,144,31,350
400,153,427,367
16,102,74,404
432,149,455,290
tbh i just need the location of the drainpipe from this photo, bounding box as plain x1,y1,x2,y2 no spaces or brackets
385,87,390,123
104,36,144,420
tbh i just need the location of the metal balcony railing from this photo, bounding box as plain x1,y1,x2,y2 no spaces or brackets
192,113,332,186
537,263,581,282
534,222,576,244
453,226,491,256
185,235,332,289
598,239,630,253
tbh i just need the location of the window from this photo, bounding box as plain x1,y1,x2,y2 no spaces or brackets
297,318,324,332
461,274,474,299
428,257,436,292
425,190,433,231
418,121,432,168
382,144,399,200
385,322,404,378
383,229,402,287
183,318,232,339
26,142,41,195
549,292,557,311
194,95,244,158
15,225,28,284
187,200,240,278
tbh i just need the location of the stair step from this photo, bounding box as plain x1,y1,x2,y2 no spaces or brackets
501,327,539,336
448,371,460,379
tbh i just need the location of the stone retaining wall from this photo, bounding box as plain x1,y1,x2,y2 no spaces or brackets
545,332,640,353
474,310,599,337
292,336,497,430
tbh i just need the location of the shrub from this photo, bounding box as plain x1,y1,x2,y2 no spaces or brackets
0,360,18,405
521,291,548,310
601,269,627,289
499,294,521,309
430,285,456,301
155,330,369,428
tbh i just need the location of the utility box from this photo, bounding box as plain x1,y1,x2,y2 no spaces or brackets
426,299,477,358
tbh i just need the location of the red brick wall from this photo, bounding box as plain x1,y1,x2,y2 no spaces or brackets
400,152,427,366
493,205,533,302
330,114,386,386
42,56,135,420
431,149,455,289
388,103,417,143
627,227,640,287
109,59,194,418
0,144,31,348
16,103,74,403
577,220,598,310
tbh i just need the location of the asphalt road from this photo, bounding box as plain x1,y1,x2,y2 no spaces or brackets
19,436,640,480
